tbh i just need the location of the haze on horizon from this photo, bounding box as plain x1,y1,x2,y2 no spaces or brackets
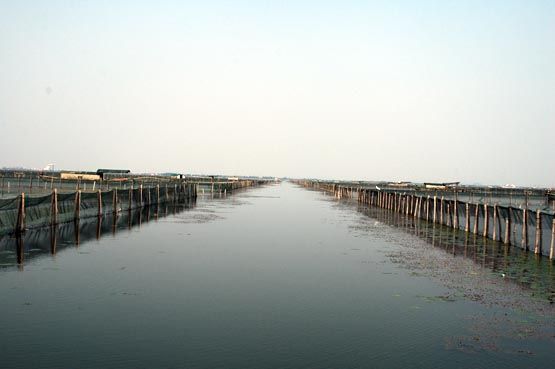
0,1,553,187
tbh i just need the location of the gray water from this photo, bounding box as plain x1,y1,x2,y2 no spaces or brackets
0,182,553,369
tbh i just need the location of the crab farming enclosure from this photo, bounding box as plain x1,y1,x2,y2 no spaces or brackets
0,180,554,369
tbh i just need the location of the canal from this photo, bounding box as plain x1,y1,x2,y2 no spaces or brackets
0,182,553,369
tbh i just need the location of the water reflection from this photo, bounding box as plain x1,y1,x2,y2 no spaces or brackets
0,199,196,269
356,203,555,303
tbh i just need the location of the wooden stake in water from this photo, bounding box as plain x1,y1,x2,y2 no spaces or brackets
74,190,81,220
482,203,489,237
113,189,118,215
439,197,444,225
16,193,25,234
550,219,555,259
492,204,498,241
473,203,479,235
465,203,470,232
97,190,102,216
504,207,511,245
51,189,58,225
534,209,542,254
522,208,528,251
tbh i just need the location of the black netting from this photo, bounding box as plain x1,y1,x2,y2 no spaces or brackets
0,196,20,234
25,194,53,228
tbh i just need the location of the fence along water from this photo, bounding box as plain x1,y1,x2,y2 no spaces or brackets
298,181,555,260
0,175,267,236
0,182,197,236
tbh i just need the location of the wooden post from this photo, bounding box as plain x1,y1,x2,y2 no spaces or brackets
465,203,470,232
473,203,479,234
97,190,102,216
504,208,511,245
414,197,420,218
147,186,151,206
16,192,25,234
426,196,430,221
433,196,437,223
492,204,498,241
157,184,160,204
534,209,541,254
522,208,528,250
74,190,81,220
453,200,459,229
483,203,488,237
439,197,444,225
128,187,132,210
51,189,58,225
113,189,118,215
550,219,555,259
139,184,143,207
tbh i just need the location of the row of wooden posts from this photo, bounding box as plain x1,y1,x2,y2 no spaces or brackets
14,183,197,235
308,182,555,260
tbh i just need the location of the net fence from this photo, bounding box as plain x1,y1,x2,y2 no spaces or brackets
0,183,197,236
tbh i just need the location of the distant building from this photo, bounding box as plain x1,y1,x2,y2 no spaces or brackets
424,182,460,190
96,169,131,180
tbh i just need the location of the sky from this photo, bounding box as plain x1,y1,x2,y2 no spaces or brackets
0,0,553,186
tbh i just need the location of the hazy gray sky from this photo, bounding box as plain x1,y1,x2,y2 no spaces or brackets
0,1,553,186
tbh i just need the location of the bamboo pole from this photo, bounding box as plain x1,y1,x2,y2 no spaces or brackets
439,197,444,225
97,190,102,216
534,209,541,254
492,204,499,241
483,203,489,237
550,219,555,260
113,189,118,215
446,203,451,227
416,196,421,218
522,208,528,250
465,203,470,232
51,189,58,225
453,200,459,229
426,196,430,221
74,190,81,220
504,208,511,245
473,203,479,234
16,192,25,234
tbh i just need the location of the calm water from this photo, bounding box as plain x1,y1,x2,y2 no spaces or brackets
0,183,553,369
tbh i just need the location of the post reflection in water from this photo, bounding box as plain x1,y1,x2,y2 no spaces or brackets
16,236,24,270
0,199,196,269
74,220,80,246
357,202,555,301
96,216,101,240
50,225,57,255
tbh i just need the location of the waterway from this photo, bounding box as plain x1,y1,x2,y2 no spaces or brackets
0,182,553,369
